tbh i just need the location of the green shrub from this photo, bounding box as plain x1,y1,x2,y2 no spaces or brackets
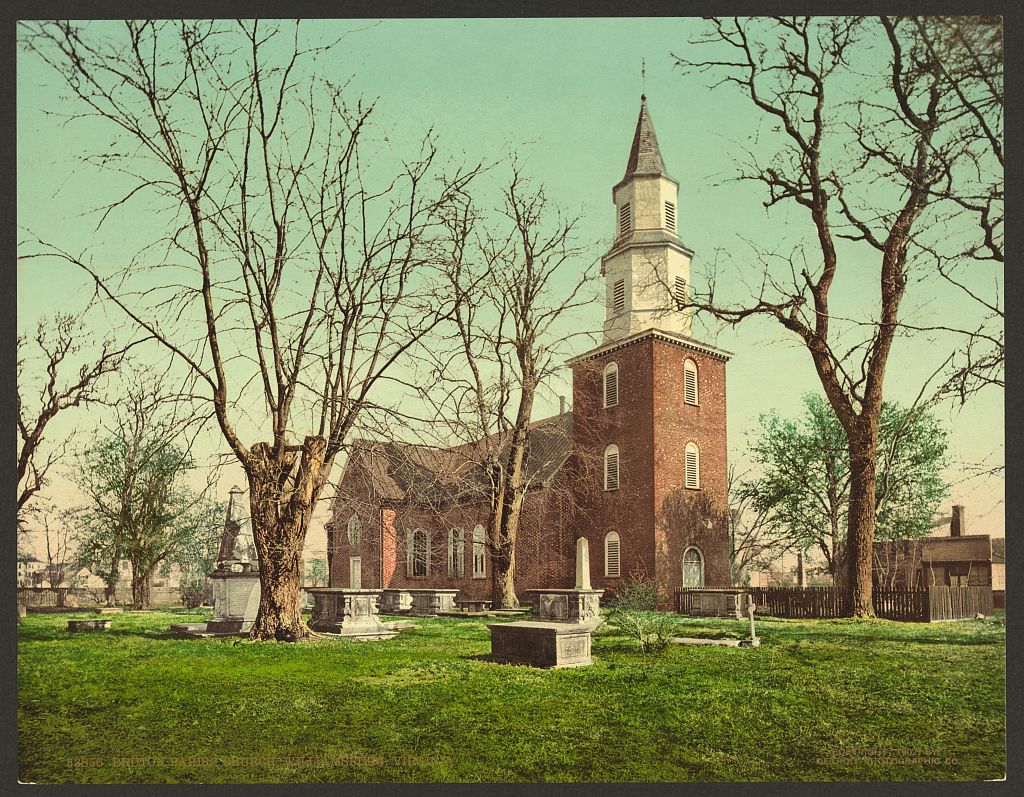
179,576,206,609
607,576,678,653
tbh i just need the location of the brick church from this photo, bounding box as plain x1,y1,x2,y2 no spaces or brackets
327,96,732,602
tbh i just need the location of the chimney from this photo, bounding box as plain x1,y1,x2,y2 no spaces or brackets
559,395,566,416
950,505,966,537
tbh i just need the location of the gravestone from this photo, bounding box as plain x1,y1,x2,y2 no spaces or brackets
68,619,110,632
524,537,603,628
405,589,459,616
380,588,414,614
307,588,396,640
170,485,261,638
489,537,599,668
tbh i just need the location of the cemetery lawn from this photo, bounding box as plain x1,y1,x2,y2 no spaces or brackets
18,609,1005,783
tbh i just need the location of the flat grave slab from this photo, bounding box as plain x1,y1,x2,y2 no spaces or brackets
488,620,593,668
67,619,111,632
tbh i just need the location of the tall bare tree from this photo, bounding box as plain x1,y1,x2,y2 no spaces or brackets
21,20,481,639
422,167,594,607
17,312,131,529
674,16,1002,615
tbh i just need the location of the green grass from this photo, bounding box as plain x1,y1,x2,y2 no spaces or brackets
18,608,1005,783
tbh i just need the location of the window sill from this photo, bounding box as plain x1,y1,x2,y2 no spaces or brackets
604,487,620,492
472,575,487,580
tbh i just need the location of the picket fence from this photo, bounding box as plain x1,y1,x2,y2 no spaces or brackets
675,585,993,622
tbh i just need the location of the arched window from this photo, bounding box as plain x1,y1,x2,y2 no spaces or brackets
448,528,465,578
604,444,620,491
347,514,361,546
603,362,619,408
472,524,486,578
605,532,621,578
407,528,430,577
685,442,700,489
683,547,704,587
683,359,698,405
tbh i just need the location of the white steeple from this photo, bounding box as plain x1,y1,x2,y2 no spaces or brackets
601,96,693,343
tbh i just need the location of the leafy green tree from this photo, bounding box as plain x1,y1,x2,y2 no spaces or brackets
71,383,220,610
742,394,949,582
305,558,328,587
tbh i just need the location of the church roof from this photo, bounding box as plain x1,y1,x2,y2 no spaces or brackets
621,95,667,183
336,412,574,507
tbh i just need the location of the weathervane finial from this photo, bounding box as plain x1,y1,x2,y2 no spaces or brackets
641,58,646,101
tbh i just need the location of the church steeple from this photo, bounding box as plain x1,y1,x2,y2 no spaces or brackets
619,95,667,187
601,95,694,343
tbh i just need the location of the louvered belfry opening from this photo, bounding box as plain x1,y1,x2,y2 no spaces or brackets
618,202,631,237
665,200,676,232
613,279,625,314
674,276,687,311
605,532,621,577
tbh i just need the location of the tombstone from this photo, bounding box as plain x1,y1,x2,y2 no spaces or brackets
404,589,459,617
739,602,761,648
380,589,414,614
170,486,261,638
524,537,603,628
306,588,396,640
68,619,110,632
490,537,600,668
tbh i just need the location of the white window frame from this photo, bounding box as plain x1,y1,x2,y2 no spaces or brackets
448,528,465,578
684,359,698,405
347,513,361,546
685,442,700,489
472,524,487,578
604,444,620,491
603,362,619,408
682,546,704,588
605,532,621,578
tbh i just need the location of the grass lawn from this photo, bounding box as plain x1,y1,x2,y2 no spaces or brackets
18,608,1005,783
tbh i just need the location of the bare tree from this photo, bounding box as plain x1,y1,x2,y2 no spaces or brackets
673,16,1002,615
39,507,76,607
21,20,481,639
726,466,785,587
421,167,594,608
17,312,131,529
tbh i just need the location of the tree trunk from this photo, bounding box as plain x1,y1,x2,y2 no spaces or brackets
845,431,878,617
246,438,327,641
491,536,519,610
131,564,151,610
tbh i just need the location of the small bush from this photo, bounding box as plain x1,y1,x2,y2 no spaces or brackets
607,576,678,653
180,577,206,609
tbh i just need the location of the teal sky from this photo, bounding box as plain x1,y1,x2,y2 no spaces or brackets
17,18,1004,555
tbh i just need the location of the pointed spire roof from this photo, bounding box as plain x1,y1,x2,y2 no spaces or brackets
622,95,667,182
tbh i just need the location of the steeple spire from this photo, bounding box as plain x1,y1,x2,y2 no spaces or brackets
621,95,666,184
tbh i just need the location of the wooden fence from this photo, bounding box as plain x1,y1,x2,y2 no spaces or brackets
676,585,992,622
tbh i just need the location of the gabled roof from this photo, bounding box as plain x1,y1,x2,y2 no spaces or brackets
621,95,666,184
336,412,574,508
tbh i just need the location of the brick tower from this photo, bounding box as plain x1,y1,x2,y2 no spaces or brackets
568,96,732,596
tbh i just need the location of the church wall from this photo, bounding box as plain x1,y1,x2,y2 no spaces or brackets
570,339,658,595
651,341,731,589
329,481,577,603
